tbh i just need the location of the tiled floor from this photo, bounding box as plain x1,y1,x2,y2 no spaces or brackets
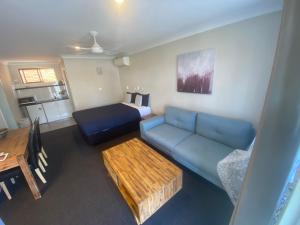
40,117,76,133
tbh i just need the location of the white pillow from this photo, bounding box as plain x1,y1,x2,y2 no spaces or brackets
135,94,143,107
124,93,131,103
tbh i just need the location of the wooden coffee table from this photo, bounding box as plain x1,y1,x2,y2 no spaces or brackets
102,138,182,224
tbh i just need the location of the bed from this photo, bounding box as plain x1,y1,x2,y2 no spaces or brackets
73,102,151,145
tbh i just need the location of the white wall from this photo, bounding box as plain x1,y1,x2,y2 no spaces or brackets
0,85,17,128
0,63,18,128
0,63,22,121
63,58,123,110
119,12,281,128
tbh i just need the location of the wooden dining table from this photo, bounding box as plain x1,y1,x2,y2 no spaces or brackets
0,127,41,200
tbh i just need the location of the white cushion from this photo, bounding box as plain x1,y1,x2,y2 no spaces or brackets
135,94,143,106
124,93,131,103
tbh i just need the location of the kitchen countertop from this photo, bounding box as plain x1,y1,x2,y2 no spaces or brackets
19,97,69,107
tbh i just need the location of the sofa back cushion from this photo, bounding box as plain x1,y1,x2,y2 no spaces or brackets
196,113,255,149
165,106,197,132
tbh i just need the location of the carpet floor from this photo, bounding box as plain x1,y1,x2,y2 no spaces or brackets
0,126,233,225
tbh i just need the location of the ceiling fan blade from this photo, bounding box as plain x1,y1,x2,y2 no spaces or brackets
66,31,118,56
67,45,91,51
78,47,91,50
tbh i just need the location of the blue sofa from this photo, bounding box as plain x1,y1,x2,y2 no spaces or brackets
140,106,256,188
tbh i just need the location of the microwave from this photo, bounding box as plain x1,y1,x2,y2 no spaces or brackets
18,97,37,106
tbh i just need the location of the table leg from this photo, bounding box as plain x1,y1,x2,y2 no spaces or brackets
17,155,41,200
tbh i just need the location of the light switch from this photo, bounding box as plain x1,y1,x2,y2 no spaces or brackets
96,66,103,75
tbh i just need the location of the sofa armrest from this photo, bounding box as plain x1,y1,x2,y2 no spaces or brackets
140,115,165,133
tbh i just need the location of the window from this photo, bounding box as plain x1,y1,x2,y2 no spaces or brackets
19,69,41,83
19,68,57,84
39,69,57,83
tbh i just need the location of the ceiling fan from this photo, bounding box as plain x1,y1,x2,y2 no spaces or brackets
68,31,115,55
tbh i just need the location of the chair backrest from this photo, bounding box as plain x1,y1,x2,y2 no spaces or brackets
33,118,42,151
27,124,39,169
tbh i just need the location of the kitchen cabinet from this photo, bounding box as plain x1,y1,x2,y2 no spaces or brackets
56,99,73,119
26,104,47,124
42,99,73,122
41,101,61,122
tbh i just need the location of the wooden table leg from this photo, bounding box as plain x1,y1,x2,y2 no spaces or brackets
17,155,41,200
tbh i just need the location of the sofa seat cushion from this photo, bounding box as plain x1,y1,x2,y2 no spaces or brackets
173,134,234,182
145,124,192,151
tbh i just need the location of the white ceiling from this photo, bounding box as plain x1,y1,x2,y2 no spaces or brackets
0,0,283,60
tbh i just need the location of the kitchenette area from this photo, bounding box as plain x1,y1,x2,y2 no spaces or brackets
0,60,74,129
16,83,73,124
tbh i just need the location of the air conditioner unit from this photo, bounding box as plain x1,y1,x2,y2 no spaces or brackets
114,56,130,67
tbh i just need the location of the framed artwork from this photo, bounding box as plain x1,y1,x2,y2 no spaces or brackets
177,49,215,94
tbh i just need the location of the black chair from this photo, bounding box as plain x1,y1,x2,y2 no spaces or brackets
0,168,21,200
33,118,48,167
28,124,47,184
0,125,47,200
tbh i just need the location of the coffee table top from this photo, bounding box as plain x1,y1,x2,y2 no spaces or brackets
103,138,182,204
